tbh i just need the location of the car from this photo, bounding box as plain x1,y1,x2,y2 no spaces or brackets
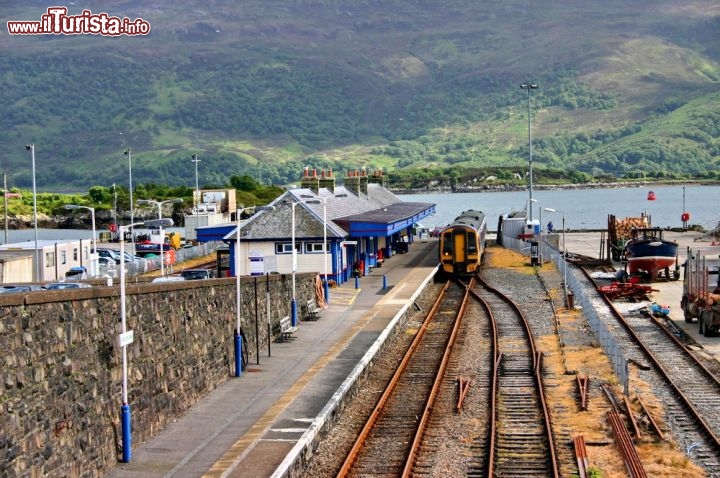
151,276,186,283
0,284,46,293
65,266,88,280
98,256,115,267
97,248,121,264
45,282,93,290
180,269,216,280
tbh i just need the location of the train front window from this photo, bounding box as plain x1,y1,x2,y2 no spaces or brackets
467,239,477,253
442,232,452,255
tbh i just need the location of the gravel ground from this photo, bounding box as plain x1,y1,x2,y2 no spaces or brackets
301,246,708,477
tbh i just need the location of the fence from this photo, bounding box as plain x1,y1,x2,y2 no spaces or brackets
98,241,222,278
502,233,629,389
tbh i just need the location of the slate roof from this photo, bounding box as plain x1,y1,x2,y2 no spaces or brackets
224,186,435,242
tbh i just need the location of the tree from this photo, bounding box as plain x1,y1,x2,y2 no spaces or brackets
230,175,260,191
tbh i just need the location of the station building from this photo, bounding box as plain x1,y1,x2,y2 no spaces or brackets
196,168,436,285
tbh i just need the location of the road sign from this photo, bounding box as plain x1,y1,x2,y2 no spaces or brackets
118,330,134,347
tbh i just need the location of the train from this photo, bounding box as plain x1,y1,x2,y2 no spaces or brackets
438,209,488,276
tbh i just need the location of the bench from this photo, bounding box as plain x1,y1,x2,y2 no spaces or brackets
302,299,322,321
277,315,297,342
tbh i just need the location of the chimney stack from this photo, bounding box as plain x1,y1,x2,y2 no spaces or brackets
318,169,336,193
300,167,320,193
344,169,361,196
359,167,369,196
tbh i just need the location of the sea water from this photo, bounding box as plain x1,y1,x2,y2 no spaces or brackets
399,184,720,232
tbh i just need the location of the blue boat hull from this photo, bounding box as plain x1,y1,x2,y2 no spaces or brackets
625,239,678,279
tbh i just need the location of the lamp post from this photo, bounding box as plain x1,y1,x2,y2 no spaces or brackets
124,149,135,255
64,205,96,276
25,144,40,282
136,198,182,277
191,154,201,237
304,197,330,304
117,217,172,462
562,215,568,307
290,201,298,326
520,82,538,225
235,210,244,376
191,154,201,209
234,205,274,376
540,206,556,265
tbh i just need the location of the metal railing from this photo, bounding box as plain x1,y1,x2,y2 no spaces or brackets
502,233,629,386
97,241,222,279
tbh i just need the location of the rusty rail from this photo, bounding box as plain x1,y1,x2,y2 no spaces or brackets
576,373,589,411
607,409,647,478
573,435,590,478
636,395,665,441
456,377,471,412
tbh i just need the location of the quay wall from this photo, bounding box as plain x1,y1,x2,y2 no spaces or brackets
0,272,318,478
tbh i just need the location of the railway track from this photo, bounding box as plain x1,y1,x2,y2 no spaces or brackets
336,280,468,477
578,266,720,470
471,275,559,477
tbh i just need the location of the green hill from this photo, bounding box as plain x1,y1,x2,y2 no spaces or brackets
1,0,718,190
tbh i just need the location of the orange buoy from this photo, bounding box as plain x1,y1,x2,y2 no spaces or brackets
647,190,656,200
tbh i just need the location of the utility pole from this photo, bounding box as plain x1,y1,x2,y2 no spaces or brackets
3,173,8,244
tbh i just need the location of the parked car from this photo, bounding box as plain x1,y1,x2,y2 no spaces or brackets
0,284,46,293
65,266,87,280
98,256,115,267
180,269,216,280
45,282,93,290
152,276,185,283
97,248,121,264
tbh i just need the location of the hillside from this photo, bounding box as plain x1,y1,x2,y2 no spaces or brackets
1,0,718,189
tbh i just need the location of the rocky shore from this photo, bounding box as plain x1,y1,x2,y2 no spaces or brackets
389,179,714,195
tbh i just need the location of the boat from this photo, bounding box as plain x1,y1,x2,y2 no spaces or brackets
622,227,680,281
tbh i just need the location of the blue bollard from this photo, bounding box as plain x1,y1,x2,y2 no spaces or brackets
354,276,359,289
323,280,330,304
383,275,387,290
121,404,132,462
291,298,297,327
234,332,243,377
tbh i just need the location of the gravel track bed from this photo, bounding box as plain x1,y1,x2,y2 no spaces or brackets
302,246,710,477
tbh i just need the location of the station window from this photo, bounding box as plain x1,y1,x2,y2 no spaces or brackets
45,252,55,267
61,250,67,265
305,242,327,253
275,242,301,254
73,248,79,261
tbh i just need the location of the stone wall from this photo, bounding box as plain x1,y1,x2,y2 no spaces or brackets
0,272,318,478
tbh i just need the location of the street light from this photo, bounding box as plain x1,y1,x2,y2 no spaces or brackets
25,144,40,282
304,197,330,304
290,201,298,326
136,198,182,277
65,205,97,276
124,149,135,255
520,82,538,225
191,154,201,211
539,206,557,265
117,217,172,463
234,205,274,377
562,215,569,308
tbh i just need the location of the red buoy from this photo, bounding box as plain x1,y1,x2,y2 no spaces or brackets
681,212,690,222
647,190,656,201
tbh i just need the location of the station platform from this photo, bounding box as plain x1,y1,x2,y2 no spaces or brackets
105,239,441,478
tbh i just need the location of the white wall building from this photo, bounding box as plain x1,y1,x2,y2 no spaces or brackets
0,239,96,283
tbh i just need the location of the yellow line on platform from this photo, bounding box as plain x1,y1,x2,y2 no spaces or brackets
203,288,388,478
